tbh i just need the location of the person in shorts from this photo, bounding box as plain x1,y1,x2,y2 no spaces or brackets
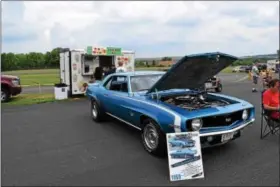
251,63,259,92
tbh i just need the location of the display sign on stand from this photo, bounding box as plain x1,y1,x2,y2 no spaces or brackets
166,132,204,182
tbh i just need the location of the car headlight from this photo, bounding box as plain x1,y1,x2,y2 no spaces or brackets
191,119,202,131
242,110,249,120
12,79,20,86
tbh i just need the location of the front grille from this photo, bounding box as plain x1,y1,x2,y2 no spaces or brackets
202,110,244,128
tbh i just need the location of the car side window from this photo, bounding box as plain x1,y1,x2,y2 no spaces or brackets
109,76,128,93
103,77,113,90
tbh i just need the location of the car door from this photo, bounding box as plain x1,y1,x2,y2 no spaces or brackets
97,76,115,113
101,75,131,120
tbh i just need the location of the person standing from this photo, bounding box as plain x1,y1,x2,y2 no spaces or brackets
94,67,103,81
104,65,116,78
251,62,260,92
116,61,127,73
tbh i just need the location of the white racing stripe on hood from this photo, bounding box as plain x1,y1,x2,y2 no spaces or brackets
112,94,182,132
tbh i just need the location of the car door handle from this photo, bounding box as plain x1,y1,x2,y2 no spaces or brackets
104,94,109,96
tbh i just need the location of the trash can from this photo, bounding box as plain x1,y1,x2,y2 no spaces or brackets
54,83,68,100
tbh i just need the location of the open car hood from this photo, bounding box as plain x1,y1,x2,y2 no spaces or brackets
147,52,238,94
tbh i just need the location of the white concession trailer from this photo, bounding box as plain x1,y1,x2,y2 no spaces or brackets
59,46,135,96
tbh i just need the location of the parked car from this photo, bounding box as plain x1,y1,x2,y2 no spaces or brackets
204,76,222,92
169,139,195,148
245,65,252,73
86,52,255,157
238,66,248,72
1,75,22,102
232,66,241,72
170,149,197,159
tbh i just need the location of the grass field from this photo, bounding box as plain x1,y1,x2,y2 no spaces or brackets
2,93,56,106
3,69,60,86
2,93,84,106
2,66,233,87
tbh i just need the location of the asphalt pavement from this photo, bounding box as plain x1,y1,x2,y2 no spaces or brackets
2,75,279,186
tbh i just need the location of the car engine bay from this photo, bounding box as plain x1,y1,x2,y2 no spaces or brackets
160,93,231,111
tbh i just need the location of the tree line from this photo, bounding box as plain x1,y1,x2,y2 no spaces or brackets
1,47,273,71
1,48,61,71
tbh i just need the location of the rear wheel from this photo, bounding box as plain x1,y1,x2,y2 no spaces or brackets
141,119,166,157
1,88,10,102
90,99,106,122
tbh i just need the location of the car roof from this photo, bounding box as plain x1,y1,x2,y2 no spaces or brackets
111,71,165,77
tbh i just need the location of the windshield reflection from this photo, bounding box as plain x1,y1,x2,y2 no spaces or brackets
130,74,163,92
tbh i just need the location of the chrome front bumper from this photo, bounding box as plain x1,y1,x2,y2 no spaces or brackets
199,119,255,148
199,118,255,137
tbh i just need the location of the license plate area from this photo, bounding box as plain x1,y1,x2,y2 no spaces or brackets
221,132,234,142
205,83,213,88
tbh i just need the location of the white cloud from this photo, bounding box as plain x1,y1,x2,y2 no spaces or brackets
2,1,279,57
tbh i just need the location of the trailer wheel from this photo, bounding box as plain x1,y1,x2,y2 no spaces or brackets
90,99,106,122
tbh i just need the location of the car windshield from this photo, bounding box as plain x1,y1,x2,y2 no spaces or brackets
130,74,163,92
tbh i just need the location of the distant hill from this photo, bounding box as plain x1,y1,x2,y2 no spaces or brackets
240,54,278,59
136,53,278,62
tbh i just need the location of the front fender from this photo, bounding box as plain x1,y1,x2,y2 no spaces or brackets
86,87,101,106
122,100,180,133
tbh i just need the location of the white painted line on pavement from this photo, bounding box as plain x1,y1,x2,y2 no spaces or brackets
233,75,249,83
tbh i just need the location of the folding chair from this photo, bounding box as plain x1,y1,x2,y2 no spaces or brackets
260,90,280,139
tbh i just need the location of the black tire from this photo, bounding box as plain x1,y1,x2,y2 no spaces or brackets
141,118,167,157
1,87,10,102
215,83,222,92
90,99,106,122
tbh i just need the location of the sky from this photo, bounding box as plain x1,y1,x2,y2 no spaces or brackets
2,1,279,58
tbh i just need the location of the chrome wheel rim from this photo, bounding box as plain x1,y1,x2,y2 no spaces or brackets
144,123,159,150
1,91,6,101
92,103,97,118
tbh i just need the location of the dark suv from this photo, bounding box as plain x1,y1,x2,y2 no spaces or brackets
1,75,22,102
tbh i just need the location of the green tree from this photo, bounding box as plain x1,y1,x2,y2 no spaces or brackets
161,57,172,61
152,60,156,66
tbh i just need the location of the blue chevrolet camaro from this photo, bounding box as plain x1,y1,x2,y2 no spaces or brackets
169,139,195,148
86,52,255,157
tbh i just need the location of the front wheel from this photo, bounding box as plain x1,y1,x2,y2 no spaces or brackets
141,119,166,157
1,88,10,102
